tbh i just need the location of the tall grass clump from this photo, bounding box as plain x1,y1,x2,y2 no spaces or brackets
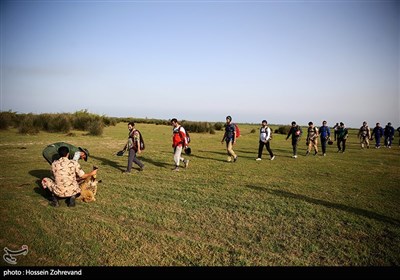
213,122,224,131
0,111,17,130
87,118,104,136
17,114,41,134
275,125,291,135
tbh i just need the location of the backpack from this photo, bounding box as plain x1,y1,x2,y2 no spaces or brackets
137,130,145,150
178,126,191,145
234,123,240,138
129,130,144,151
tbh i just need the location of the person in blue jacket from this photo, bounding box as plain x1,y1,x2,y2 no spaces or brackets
371,123,384,148
383,122,395,148
319,120,331,156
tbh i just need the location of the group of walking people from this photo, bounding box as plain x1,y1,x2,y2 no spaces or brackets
40,117,399,207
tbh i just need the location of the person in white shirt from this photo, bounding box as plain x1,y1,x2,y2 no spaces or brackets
256,120,275,161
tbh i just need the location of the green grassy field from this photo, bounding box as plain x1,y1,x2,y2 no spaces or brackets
0,122,399,266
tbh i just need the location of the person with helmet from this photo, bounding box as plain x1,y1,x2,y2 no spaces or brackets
358,121,371,149
42,142,89,165
383,122,395,148
286,121,302,158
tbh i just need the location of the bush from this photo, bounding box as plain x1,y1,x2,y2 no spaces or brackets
87,119,103,136
18,114,40,134
250,129,256,133
276,125,291,135
0,111,17,130
48,114,71,133
214,122,224,131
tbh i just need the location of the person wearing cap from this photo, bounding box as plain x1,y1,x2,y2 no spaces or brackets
256,120,275,161
383,122,395,148
337,122,348,153
319,120,331,156
42,142,89,165
41,146,97,207
286,121,302,158
358,121,371,149
221,116,238,162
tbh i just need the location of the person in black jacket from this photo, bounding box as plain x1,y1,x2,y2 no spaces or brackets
286,121,302,158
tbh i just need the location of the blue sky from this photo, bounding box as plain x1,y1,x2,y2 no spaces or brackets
1,0,399,128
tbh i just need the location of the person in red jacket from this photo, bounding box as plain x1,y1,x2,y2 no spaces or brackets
171,118,189,171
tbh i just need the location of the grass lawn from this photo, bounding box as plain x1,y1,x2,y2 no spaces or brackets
0,122,399,266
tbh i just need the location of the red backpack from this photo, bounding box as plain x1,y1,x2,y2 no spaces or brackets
234,123,240,138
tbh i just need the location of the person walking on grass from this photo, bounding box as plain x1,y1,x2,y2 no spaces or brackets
41,146,97,207
122,122,144,173
286,121,302,158
171,118,189,171
337,122,348,153
306,121,319,156
333,122,339,141
256,120,275,161
221,115,238,162
383,122,395,148
319,120,331,156
371,122,384,149
397,126,400,147
358,121,371,149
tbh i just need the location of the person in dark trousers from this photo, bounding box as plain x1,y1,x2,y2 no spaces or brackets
319,120,331,156
397,126,400,147
383,122,395,148
122,122,144,173
333,122,339,141
286,121,302,158
371,122,384,148
336,122,348,153
256,120,275,161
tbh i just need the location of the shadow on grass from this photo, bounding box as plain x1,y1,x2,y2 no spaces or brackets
140,155,170,168
90,155,125,172
246,185,400,226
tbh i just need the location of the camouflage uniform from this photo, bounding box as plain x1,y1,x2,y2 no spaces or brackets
42,157,84,198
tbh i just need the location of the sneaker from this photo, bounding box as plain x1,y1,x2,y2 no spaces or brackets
184,159,189,168
49,196,59,207
256,158,262,161
122,170,131,174
292,155,297,158
172,167,180,172
270,156,275,161
233,156,238,162
323,153,326,156
68,196,76,207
